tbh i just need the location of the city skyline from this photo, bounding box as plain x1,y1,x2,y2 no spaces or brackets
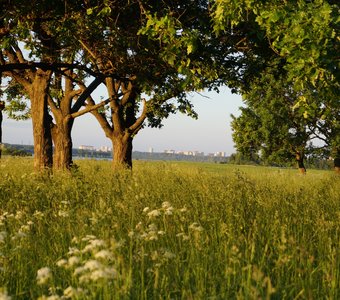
2,86,244,155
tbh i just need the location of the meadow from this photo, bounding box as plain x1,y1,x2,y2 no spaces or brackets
0,157,339,299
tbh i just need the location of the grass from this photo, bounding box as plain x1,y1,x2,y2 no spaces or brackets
0,157,339,299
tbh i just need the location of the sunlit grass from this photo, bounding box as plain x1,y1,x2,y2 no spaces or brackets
0,157,339,299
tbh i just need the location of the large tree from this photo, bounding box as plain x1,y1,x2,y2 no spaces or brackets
231,71,339,173
51,0,253,169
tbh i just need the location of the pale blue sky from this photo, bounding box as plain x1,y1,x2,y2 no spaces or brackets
2,86,244,155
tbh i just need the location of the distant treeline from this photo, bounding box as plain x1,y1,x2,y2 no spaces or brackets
1,144,333,169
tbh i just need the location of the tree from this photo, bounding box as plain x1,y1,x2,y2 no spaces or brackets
0,2,117,170
52,0,250,169
0,100,4,159
232,72,322,173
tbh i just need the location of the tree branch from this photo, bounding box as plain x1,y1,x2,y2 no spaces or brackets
128,98,147,134
71,76,104,113
71,97,111,119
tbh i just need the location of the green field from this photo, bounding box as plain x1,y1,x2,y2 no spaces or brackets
0,158,339,299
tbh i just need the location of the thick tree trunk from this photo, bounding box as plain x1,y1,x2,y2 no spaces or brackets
111,134,133,169
334,153,340,175
0,101,3,159
30,70,53,171
296,152,306,175
52,117,74,170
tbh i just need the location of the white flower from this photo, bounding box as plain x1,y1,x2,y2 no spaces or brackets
142,207,150,213
56,259,67,268
81,235,96,241
33,211,44,218
0,289,11,300
95,250,113,260
89,267,116,281
68,256,80,266
189,222,204,232
73,266,86,276
162,202,171,208
58,210,69,218
147,209,161,218
84,259,102,271
157,231,165,235
165,207,174,215
148,223,157,232
36,267,52,285
68,247,80,255
15,211,24,220
163,251,176,259
37,295,60,300
0,231,7,243
179,207,188,213
63,286,84,299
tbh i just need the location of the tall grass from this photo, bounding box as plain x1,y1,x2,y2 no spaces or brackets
0,157,339,299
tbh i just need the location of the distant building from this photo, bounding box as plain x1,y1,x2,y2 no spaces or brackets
214,152,226,157
79,145,95,151
98,146,112,152
164,149,176,154
149,147,154,153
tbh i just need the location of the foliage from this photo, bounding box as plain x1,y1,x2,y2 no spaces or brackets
0,159,339,299
212,0,340,89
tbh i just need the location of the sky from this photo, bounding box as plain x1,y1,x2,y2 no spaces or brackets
2,86,244,156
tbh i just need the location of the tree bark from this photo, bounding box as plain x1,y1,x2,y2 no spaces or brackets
29,70,53,171
111,134,133,169
52,117,74,170
296,152,306,175
0,101,4,159
334,150,340,175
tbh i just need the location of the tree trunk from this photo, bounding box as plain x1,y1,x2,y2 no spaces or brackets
30,70,53,171
0,101,4,159
111,134,133,169
296,152,306,175
52,117,74,170
334,152,340,175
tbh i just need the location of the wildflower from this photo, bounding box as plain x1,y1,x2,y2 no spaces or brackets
68,256,80,266
142,207,150,213
94,250,113,260
56,259,67,268
0,289,11,300
162,202,171,209
84,259,102,271
58,210,69,218
157,231,165,235
15,211,24,220
63,286,84,299
68,247,80,255
90,267,116,281
163,251,176,259
189,222,204,232
147,209,161,218
165,207,174,215
176,232,190,241
0,231,7,243
33,210,44,219
73,266,86,276
36,267,52,285
179,207,188,213
81,235,96,242
148,223,157,232
37,295,60,300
